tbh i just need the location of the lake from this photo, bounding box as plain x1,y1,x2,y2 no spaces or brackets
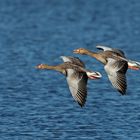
0,0,140,139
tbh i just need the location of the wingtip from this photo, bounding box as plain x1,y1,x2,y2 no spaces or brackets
77,100,86,107
60,56,67,61
118,89,127,95
60,56,64,59
96,45,104,49
96,45,102,50
96,45,112,51
78,102,85,108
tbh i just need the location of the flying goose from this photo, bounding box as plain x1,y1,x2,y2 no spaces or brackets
73,46,128,95
36,56,102,107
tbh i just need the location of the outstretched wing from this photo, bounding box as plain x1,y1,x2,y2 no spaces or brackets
104,58,128,95
60,56,88,106
96,45,125,57
60,56,85,67
66,69,88,107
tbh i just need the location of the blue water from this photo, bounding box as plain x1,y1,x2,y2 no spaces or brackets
1,0,140,139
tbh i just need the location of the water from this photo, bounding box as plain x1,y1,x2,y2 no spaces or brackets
0,0,140,139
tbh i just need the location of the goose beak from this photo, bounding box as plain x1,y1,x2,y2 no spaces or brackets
73,49,80,54
36,64,45,69
86,71,102,80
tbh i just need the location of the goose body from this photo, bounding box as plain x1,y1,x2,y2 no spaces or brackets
36,56,101,107
96,45,140,70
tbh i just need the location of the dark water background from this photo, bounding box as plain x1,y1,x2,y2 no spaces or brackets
1,0,140,139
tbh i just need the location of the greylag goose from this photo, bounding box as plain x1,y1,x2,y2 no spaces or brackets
36,56,102,107
73,46,128,95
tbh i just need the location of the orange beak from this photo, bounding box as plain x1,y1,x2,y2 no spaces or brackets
36,64,46,69
73,49,80,54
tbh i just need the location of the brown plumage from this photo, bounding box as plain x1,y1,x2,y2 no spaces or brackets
73,46,128,95
36,56,102,107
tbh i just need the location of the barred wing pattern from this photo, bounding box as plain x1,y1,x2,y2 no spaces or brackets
104,58,128,95
61,56,88,107
66,69,88,107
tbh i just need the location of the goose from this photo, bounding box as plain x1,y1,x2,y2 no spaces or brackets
73,46,129,95
36,56,102,107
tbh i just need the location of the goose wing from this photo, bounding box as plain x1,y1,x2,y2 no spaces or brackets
104,58,128,95
66,68,88,107
60,56,85,67
96,45,125,57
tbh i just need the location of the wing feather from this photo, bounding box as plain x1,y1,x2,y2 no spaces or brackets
60,56,85,67
60,56,88,106
104,58,128,95
96,45,125,57
66,70,88,107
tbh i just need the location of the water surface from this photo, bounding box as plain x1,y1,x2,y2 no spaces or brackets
1,0,140,139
